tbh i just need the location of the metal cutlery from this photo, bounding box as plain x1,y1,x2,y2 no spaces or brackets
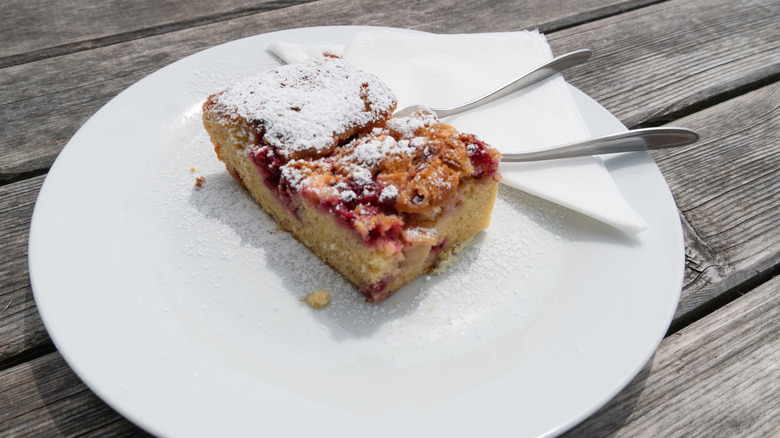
393,49,593,118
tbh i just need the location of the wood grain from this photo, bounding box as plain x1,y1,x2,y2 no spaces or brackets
0,0,703,179
564,275,780,437
0,0,315,67
0,0,661,64
0,176,50,366
658,83,780,326
0,352,150,437
547,0,780,128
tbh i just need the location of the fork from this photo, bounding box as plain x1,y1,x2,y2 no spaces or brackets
393,49,592,118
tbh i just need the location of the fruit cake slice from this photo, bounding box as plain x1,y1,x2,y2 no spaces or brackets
202,56,501,302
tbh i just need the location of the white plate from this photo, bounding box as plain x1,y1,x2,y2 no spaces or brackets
29,26,683,438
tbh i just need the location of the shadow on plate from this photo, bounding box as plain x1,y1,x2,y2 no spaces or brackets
186,171,495,339
186,169,639,341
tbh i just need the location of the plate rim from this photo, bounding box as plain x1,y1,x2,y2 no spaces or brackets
28,25,684,438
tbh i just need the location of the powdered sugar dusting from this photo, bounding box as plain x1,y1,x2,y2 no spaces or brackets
348,135,413,169
210,57,396,159
404,226,437,241
379,185,398,202
387,110,437,137
157,51,569,367
279,159,310,191
156,94,577,369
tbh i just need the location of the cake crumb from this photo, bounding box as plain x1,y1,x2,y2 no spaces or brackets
194,176,206,188
301,290,330,308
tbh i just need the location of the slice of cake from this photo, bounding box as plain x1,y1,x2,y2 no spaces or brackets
202,56,501,302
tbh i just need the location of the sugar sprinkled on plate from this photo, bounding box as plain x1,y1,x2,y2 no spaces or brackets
150,54,575,364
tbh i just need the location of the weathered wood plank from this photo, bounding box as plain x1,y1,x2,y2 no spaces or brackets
564,275,780,437
0,0,694,179
0,352,149,437
77,418,152,438
657,83,780,326
0,0,314,66
0,0,661,64
0,175,50,366
547,0,780,128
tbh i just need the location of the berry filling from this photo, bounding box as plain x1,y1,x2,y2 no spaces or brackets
321,177,404,245
464,135,500,179
430,239,448,256
363,276,395,302
248,111,500,254
249,144,299,219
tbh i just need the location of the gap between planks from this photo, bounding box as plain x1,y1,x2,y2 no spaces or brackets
0,0,316,69
0,0,667,70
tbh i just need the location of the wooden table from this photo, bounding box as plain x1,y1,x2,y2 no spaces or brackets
1,1,778,436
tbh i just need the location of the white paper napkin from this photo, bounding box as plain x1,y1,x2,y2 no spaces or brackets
268,31,647,234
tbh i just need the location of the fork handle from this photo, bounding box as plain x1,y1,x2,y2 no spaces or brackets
500,127,700,162
433,49,593,118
